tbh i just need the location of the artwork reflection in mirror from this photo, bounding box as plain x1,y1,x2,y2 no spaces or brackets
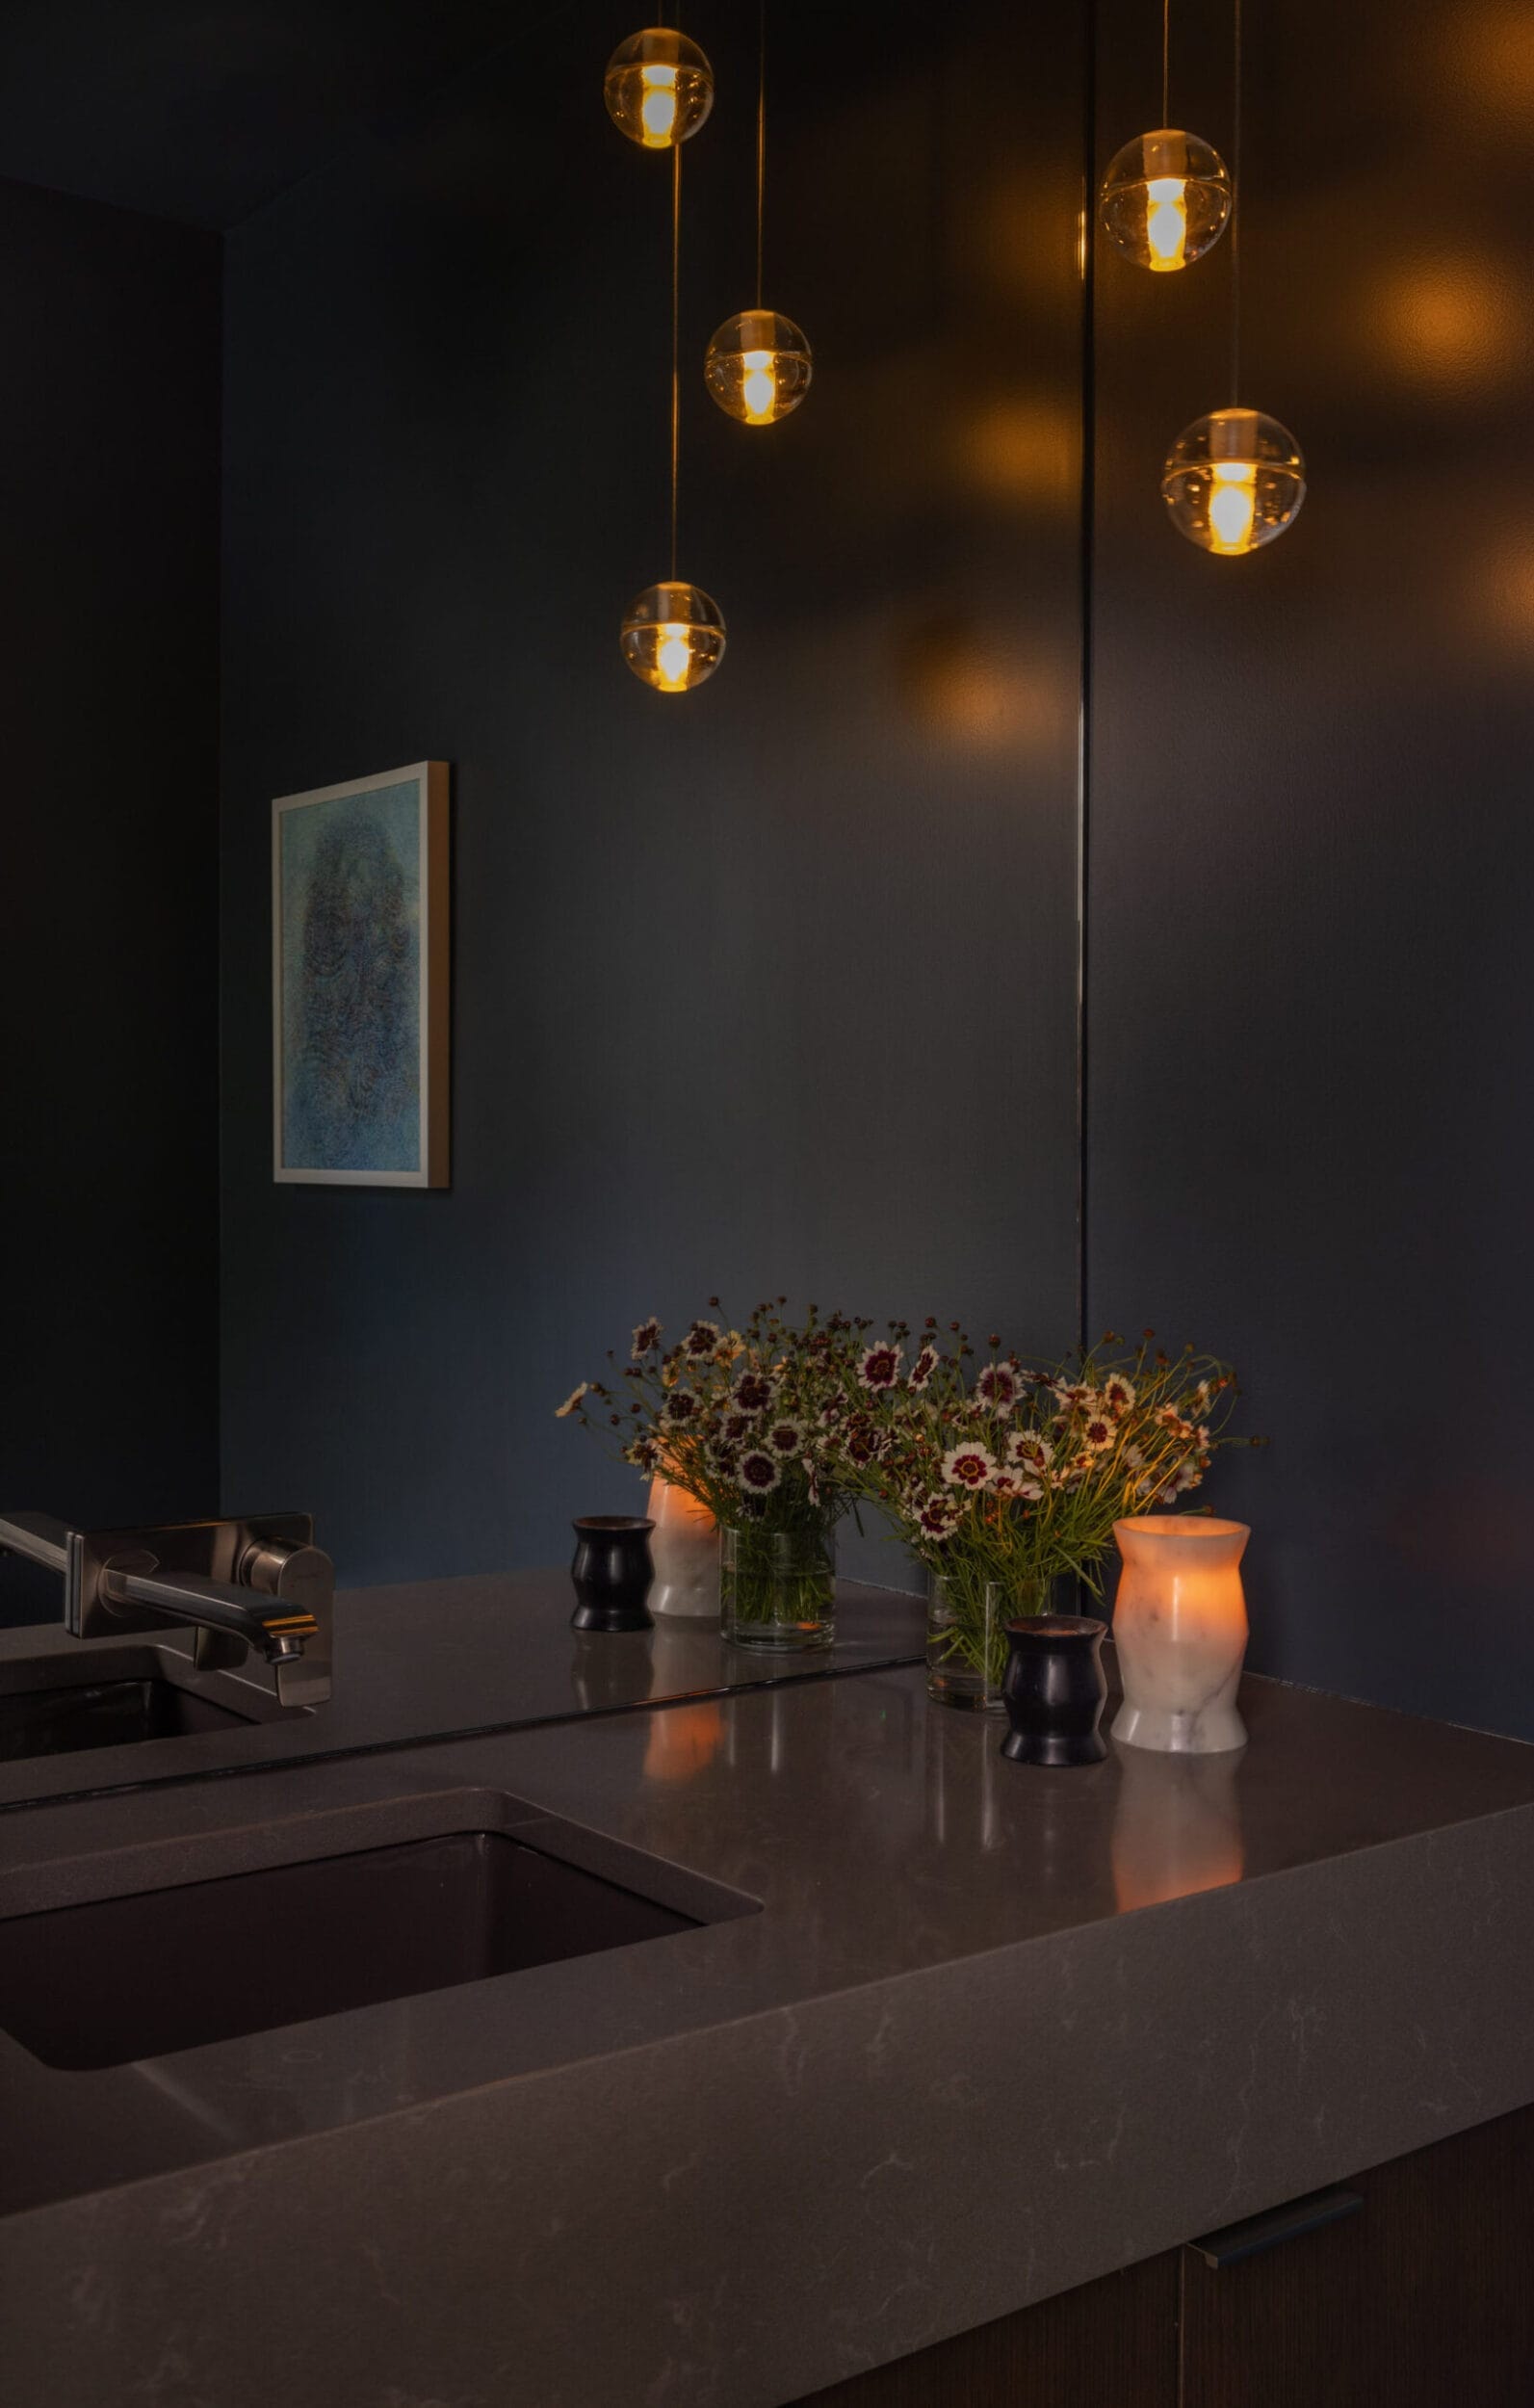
272,760,450,1188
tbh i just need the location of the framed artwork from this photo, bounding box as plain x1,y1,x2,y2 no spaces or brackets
272,760,450,1188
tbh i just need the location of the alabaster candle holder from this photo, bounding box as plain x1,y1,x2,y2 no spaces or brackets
1109,1515,1250,1755
646,1473,721,1619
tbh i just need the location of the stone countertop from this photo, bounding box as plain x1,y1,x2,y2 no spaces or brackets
2,1665,1533,2406
0,1568,925,1810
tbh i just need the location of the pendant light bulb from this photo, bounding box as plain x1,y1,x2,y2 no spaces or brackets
1161,407,1305,554
705,310,813,426
1099,129,1231,271
621,581,726,693
604,29,715,149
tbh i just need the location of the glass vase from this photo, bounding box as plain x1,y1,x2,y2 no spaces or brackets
721,1523,836,1652
926,1567,1056,1713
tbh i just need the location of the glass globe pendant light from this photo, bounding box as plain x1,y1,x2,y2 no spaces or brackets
1162,406,1305,553
604,27,714,149
1098,4,1230,271
621,580,726,691
705,3,813,426
1162,0,1305,555
620,151,725,693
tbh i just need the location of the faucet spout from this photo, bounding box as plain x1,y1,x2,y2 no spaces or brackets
98,1557,322,1663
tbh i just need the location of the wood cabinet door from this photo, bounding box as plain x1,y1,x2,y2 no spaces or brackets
1181,2103,1534,2408
793,2250,1180,2406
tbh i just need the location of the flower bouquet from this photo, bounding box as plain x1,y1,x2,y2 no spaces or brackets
557,1300,866,1649
829,1322,1253,1709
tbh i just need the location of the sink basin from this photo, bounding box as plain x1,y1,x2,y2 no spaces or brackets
0,1645,293,1761
0,1828,706,2069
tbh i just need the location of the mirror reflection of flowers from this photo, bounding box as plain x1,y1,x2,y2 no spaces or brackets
557,1299,871,1633
838,1322,1260,1690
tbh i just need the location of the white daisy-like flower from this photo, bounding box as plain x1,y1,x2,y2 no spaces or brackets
1102,1373,1136,1417
631,1318,662,1358
1082,1412,1116,1452
1053,1380,1092,1411
907,1344,940,1392
732,1369,776,1416
555,1383,589,1419
858,1340,903,1393
765,1419,803,1457
942,1442,998,1491
685,1318,721,1357
975,1362,1019,1412
738,1450,781,1495
1122,1443,1145,1470
1008,1429,1054,1473
663,1387,700,1425
917,1492,961,1538
992,1470,1044,1502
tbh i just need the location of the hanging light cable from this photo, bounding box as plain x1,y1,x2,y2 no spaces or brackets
705,0,812,426
1099,0,1232,273
622,143,726,690
1161,0,1306,553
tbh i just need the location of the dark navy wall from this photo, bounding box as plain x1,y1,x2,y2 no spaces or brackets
218,1,1086,1587
1089,0,1534,1735
0,175,221,1626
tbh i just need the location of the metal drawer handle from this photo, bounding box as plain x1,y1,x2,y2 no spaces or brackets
1188,2185,1364,2269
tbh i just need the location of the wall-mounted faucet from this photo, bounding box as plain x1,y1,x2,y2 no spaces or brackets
0,1510,333,1710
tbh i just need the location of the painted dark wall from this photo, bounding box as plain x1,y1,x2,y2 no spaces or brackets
1089,0,1534,1734
218,1,1086,1587
0,175,221,1625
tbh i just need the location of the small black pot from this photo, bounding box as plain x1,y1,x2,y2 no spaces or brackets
1001,1615,1108,1767
569,1516,656,1633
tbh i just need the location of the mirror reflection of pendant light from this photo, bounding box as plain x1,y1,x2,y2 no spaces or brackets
605,26,714,149
1162,0,1306,553
1099,0,1231,271
705,2,812,425
621,149,727,691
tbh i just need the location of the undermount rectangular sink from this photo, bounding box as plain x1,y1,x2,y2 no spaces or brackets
0,1828,707,2070
0,1646,291,1761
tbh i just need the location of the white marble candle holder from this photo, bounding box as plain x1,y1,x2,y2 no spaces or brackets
1109,1515,1250,1755
646,1475,721,1619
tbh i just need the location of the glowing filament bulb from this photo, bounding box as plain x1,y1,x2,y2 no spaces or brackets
741,351,778,424
655,625,693,690
640,64,678,146
1145,177,1187,271
1208,460,1258,553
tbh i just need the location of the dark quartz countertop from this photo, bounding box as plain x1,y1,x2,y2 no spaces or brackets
2,1661,1533,2405
0,1567,925,1810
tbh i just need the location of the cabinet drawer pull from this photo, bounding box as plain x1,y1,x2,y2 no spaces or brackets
1187,2185,1364,2269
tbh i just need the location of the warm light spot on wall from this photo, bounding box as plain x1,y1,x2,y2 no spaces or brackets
1446,4,1534,124
1374,257,1526,386
958,398,1076,505
896,614,1059,751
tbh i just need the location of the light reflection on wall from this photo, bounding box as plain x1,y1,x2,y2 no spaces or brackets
1443,3,1534,125
957,396,1078,508
895,611,1064,752
1372,256,1527,389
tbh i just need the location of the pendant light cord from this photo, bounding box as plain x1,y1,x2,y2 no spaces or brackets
756,0,767,307
670,143,681,580
1161,0,1170,124
1230,0,1242,404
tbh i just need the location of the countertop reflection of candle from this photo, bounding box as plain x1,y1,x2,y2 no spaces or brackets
1110,1516,1250,1755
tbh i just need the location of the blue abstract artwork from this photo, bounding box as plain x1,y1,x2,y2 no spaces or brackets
277,779,423,1176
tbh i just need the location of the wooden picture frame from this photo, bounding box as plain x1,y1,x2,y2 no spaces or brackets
272,760,450,1189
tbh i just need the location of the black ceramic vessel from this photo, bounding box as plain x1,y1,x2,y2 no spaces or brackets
1001,1614,1108,1767
569,1516,656,1633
